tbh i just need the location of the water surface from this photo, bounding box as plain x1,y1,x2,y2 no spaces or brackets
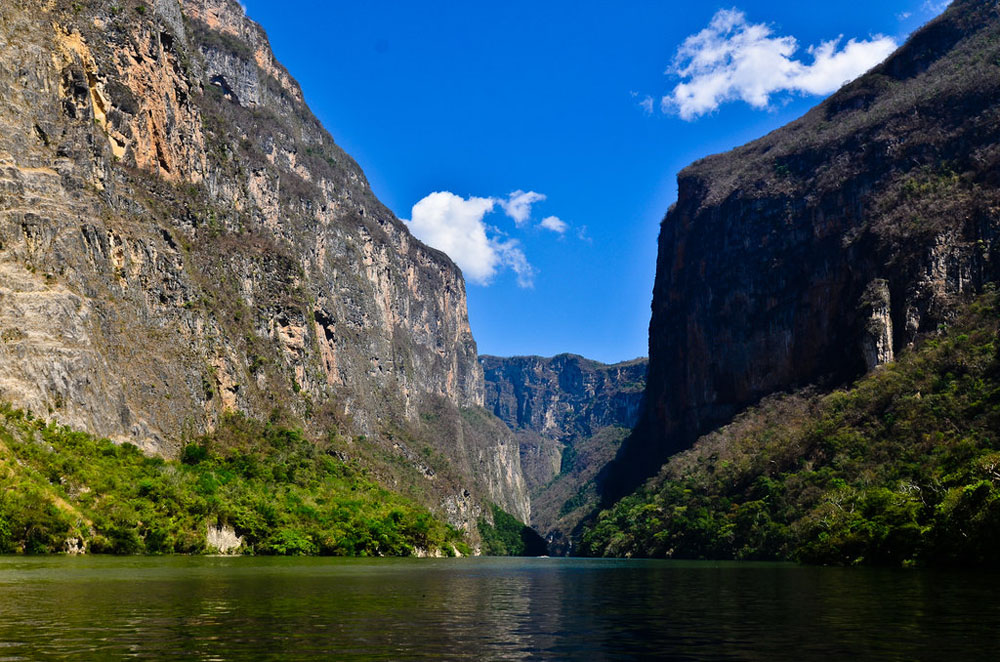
0,556,996,660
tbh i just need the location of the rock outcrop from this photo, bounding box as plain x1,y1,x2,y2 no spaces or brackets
0,0,527,531
482,354,646,552
606,0,1000,498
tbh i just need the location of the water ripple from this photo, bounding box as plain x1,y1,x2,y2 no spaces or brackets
0,557,998,659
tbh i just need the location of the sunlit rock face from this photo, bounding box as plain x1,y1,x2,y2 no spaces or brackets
0,0,528,526
607,0,1000,498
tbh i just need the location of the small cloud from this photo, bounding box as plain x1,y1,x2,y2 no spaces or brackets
662,8,897,120
922,1,950,15
576,225,592,243
897,11,912,20
631,91,655,115
539,216,568,234
639,95,654,115
495,240,536,288
499,190,546,227
404,191,534,288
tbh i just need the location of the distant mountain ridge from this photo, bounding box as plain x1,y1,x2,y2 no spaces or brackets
481,354,646,553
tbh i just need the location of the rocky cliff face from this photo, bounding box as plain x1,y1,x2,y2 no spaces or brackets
0,0,528,529
482,354,646,552
483,354,646,491
606,0,1000,497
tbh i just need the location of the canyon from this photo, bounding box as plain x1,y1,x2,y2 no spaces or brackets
482,354,646,552
3,0,997,561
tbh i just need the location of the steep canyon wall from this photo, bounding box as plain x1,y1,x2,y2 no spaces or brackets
607,0,1000,497
0,0,529,527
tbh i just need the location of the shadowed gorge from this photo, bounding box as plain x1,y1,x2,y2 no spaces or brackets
482,354,646,554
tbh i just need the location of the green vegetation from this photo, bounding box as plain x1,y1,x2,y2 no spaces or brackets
478,504,547,556
583,291,1000,566
0,411,467,556
558,489,589,518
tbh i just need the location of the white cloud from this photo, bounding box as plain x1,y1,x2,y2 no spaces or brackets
499,190,546,227
540,216,568,234
922,1,950,14
404,191,535,288
631,91,655,115
794,37,898,95
494,239,536,288
663,8,897,120
639,95,654,115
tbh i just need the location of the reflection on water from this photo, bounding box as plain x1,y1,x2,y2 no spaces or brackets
0,556,997,660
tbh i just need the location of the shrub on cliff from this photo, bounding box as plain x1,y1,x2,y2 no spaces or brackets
478,504,548,556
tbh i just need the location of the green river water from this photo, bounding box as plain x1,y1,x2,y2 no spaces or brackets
0,556,996,660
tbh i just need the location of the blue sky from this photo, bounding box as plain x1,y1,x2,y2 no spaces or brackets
240,0,949,364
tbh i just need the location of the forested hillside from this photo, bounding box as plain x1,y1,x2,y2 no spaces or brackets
585,291,1000,566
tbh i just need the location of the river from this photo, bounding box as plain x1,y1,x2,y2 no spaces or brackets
0,556,996,659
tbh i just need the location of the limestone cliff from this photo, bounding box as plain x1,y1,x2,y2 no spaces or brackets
0,0,528,529
606,0,1000,497
482,354,646,552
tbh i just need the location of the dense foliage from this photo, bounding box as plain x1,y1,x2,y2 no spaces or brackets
478,504,548,556
583,291,1000,566
0,412,468,556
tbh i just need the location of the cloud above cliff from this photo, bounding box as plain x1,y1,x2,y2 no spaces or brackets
404,191,536,288
540,216,568,234
663,8,897,120
499,190,546,227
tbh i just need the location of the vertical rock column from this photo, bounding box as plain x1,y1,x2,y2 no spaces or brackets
861,279,894,370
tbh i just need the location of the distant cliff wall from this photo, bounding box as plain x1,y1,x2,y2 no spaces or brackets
482,354,645,550
483,354,646,490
